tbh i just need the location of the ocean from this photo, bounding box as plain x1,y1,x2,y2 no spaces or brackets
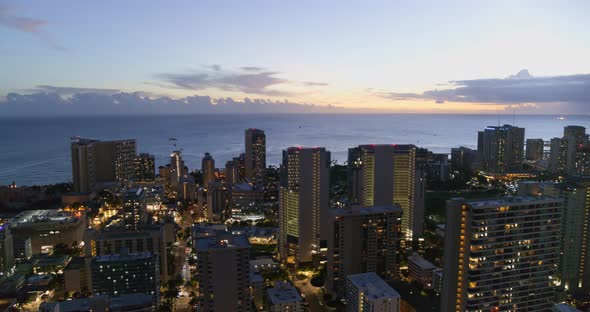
1,114,588,186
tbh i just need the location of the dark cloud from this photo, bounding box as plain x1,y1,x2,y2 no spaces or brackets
0,91,344,116
240,66,264,72
0,5,64,50
158,66,291,96
376,70,590,112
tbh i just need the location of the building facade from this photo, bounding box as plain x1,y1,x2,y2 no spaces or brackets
441,195,562,311
135,153,156,182
526,138,545,161
245,128,266,186
327,205,401,296
278,147,330,266
477,125,525,173
549,126,590,175
202,152,216,187
345,272,401,312
347,144,425,241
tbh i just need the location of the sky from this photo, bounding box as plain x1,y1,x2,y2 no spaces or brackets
0,0,589,115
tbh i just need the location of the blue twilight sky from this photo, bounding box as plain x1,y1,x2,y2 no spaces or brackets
1,0,589,114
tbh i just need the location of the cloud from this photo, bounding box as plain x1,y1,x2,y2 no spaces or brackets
33,85,120,96
302,81,329,87
376,70,590,112
240,66,264,72
0,90,346,116
158,66,292,96
0,5,64,50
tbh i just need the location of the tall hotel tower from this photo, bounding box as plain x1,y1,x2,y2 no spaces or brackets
278,147,330,266
441,192,562,311
245,128,266,186
348,144,425,241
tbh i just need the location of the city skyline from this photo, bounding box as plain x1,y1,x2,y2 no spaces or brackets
1,1,589,115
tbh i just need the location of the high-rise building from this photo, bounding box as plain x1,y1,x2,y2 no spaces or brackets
526,138,545,161
0,224,14,277
544,176,590,291
202,152,216,187
206,183,227,220
441,195,562,311
345,272,401,312
225,158,241,186
71,138,137,193
91,250,160,307
278,147,330,266
549,126,590,175
245,128,266,186
169,150,186,187
195,232,251,312
347,144,424,241
327,205,401,296
477,124,525,173
84,225,170,282
93,139,137,183
122,188,147,230
450,146,477,174
135,153,155,182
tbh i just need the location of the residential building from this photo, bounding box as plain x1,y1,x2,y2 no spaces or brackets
91,250,160,307
526,138,545,161
441,194,562,311
549,126,590,175
345,272,401,312
450,146,478,174
135,153,156,182
407,253,436,288
327,205,401,296
202,152,216,186
71,139,96,193
245,128,266,185
477,124,525,173
266,281,303,312
195,232,251,312
122,187,147,230
278,147,330,266
347,144,424,241
0,224,14,277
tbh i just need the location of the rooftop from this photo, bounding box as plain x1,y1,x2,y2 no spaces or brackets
459,195,562,208
267,282,302,305
10,210,79,227
347,272,400,300
552,303,582,312
195,232,250,251
94,251,153,263
408,253,436,270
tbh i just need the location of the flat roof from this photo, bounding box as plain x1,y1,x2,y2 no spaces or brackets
347,272,400,300
267,282,302,305
553,303,582,312
94,251,153,263
195,232,250,251
459,195,562,208
408,253,436,270
10,210,79,227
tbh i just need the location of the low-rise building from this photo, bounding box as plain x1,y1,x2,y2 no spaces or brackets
266,281,303,312
345,272,400,312
407,253,436,288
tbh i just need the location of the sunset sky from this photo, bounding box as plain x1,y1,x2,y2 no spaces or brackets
1,0,589,114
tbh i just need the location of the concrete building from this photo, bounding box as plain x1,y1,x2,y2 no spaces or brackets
195,232,251,312
549,126,590,175
432,268,443,294
225,156,243,186
407,253,436,288
206,183,227,220
202,152,216,187
9,210,85,255
526,138,545,161
347,144,425,241
441,194,562,311
64,256,92,295
544,176,590,291
345,272,401,312
84,225,170,282
122,188,147,230
229,182,263,210
450,146,478,174
278,147,330,266
91,250,160,307
477,124,525,173
0,224,14,277
327,205,401,296
178,176,196,202
71,139,96,193
12,237,31,261
169,150,186,188
245,128,266,186
266,281,303,312
135,153,156,182
71,138,137,192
